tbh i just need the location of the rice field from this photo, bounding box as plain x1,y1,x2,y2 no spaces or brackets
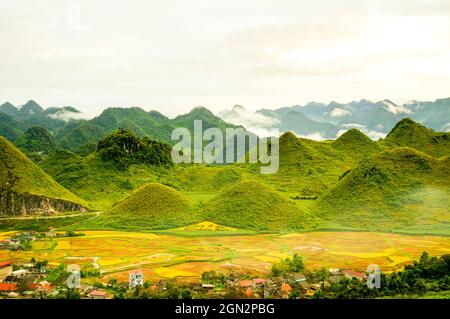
0,230,449,283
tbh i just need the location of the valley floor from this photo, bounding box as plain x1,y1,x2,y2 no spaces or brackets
1,230,449,283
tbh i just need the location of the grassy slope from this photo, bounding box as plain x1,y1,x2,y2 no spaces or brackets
0,136,86,207
82,183,198,230
313,147,450,232
205,180,317,231
381,118,450,158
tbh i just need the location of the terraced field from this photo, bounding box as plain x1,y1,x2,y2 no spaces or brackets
1,228,449,283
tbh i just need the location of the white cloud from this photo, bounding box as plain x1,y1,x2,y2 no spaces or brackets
444,123,450,132
340,123,365,129
381,100,411,114
297,132,327,141
49,109,92,121
330,107,352,117
218,105,279,135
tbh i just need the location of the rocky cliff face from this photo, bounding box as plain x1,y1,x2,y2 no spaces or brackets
0,191,87,216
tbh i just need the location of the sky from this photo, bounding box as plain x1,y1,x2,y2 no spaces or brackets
1,0,449,117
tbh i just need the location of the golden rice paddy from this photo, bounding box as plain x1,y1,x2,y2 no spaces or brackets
0,230,449,282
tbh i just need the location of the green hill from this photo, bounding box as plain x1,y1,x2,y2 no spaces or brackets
313,147,450,232
252,132,351,197
383,118,450,157
0,136,87,216
16,126,57,155
88,183,197,230
205,180,316,231
333,129,380,154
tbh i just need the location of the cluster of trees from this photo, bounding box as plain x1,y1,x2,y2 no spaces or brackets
97,129,173,169
271,253,305,276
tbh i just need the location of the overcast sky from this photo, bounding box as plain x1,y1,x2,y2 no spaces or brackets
1,0,449,117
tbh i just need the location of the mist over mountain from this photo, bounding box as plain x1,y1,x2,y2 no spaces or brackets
218,98,450,140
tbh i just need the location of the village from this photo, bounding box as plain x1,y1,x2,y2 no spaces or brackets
0,232,370,299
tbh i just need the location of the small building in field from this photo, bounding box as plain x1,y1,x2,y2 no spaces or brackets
88,290,108,299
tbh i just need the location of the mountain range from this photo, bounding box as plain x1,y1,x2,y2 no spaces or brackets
219,98,450,140
0,99,448,235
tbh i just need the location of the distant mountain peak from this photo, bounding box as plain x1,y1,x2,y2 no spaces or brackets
185,106,216,118
0,102,18,117
19,100,44,114
232,104,246,110
0,102,16,109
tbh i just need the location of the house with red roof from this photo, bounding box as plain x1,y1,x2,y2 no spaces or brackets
253,278,265,286
343,270,366,281
280,283,292,299
238,279,253,288
0,283,17,292
87,290,108,299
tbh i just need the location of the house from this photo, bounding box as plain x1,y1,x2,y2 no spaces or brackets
3,275,16,283
280,283,292,298
87,290,108,299
129,270,144,288
80,284,94,295
343,270,366,281
271,276,285,284
238,280,253,288
290,273,306,283
12,269,28,279
245,287,254,298
0,262,13,282
329,268,341,276
37,281,53,293
253,278,265,286
0,283,17,292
